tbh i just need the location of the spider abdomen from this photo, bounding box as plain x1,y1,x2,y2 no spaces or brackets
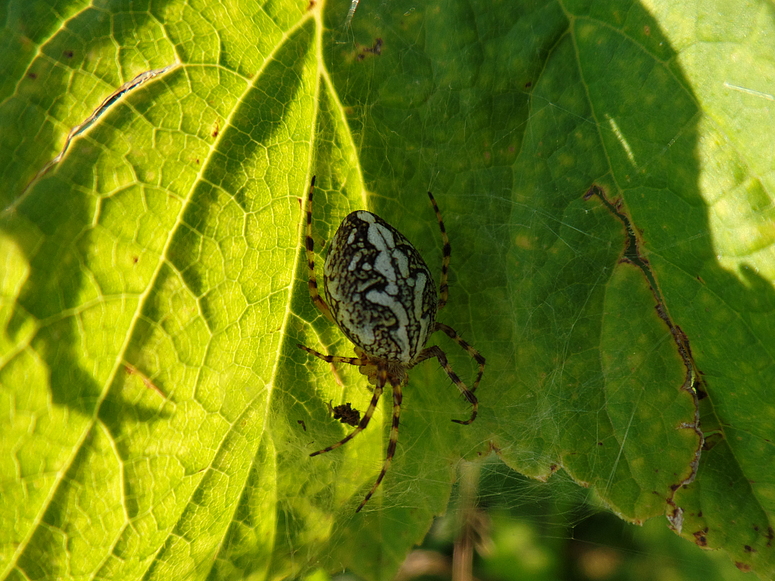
324,210,438,364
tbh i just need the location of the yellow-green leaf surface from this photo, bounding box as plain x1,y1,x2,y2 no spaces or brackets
1,0,774,579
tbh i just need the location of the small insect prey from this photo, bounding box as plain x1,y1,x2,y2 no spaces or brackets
298,176,485,512
331,402,360,427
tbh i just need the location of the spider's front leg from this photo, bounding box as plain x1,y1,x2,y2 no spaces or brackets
356,374,404,512
434,322,486,394
414,322,486,425
417,345,478,425
308,361,388,457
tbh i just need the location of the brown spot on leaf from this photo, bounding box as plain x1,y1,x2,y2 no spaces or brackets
355,38,383,61
735,562,752,572
693,530,707,547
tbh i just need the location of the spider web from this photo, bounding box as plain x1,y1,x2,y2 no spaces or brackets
2,0,775,580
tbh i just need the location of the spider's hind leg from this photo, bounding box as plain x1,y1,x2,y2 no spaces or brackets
427,190,451,310
303,176,335,323
297,344,368,367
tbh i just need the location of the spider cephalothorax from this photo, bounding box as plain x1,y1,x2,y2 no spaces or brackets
298,176,485,512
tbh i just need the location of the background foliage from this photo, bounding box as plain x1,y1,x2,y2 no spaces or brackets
1,0,774,579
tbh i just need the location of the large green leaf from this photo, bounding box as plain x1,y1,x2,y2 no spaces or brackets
1,0,774,579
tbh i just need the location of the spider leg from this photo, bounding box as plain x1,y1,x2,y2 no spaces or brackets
427,190,451,310
433,322,486,394
310,362,387,457
356,375,403,512
297,344,368,366
416,343,479,425
304,176,335,323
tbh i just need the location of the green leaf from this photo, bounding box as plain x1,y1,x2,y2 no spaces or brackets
2,0,774,579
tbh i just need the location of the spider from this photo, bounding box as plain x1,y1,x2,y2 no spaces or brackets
298,176,485,512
